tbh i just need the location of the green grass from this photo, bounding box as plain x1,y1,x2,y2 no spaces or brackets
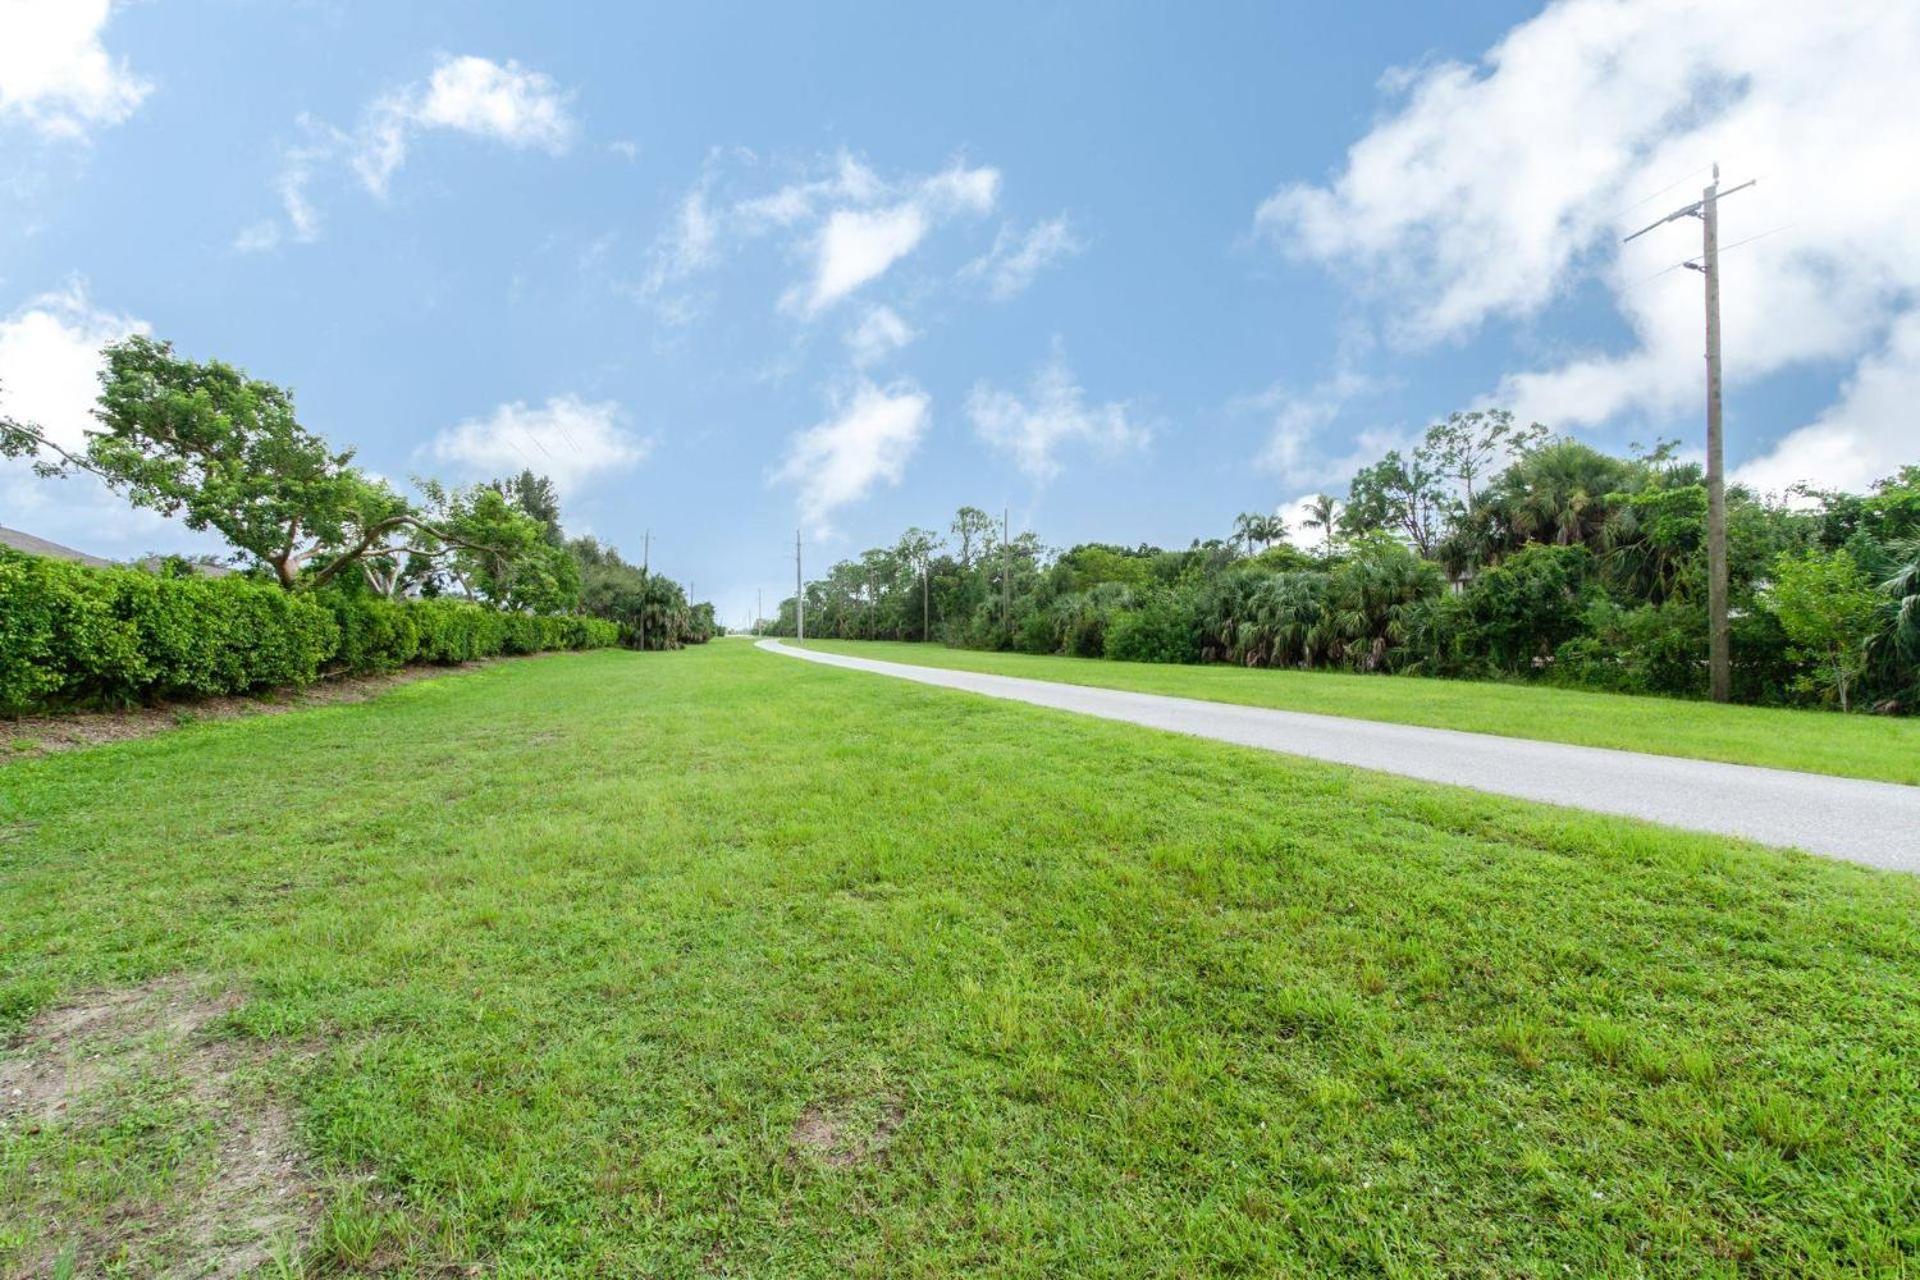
797,638,1920,785
3,643,1917,1276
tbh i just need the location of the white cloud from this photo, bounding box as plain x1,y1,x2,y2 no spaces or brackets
845,305,916,368
0,0,149,141
0,283,221,558
967,343,1148,482
1256,0,1920,491
426,395,649,494
0,282,145,450
1275,493,1344,552
1242,369,1376,481
239,55,575,247
804,204,929,313
356,54,576,197
1736,312,1920,496
773,380,930,532
646,153,999,318
963,216,1084,300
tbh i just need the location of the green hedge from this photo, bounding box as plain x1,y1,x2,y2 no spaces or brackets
0,550,617,714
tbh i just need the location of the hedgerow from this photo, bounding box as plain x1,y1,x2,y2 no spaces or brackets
0,550,617,714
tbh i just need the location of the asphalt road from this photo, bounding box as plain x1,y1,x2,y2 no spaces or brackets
758,639,1920,873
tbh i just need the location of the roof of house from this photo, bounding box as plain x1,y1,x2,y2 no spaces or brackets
0,525,116,568
0,526,232,576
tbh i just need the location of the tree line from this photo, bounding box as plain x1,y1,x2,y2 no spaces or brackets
765,410,1920,714
0,335,714,649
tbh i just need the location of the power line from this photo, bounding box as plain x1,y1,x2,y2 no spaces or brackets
1610,162,1714,224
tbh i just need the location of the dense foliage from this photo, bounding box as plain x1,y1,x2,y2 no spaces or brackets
769,425,1920,714
0,550,618,713
0,339,716,673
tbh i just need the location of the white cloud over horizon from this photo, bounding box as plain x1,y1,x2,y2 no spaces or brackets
0,0,150,141
0,283,225,558
773,380,930,533
968,343,1148,483
425,394,650,494
1256,0,1920,494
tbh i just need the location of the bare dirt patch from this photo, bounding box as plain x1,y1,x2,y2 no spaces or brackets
0,977,319,1278
0,659,510,764
788,1099,905,1168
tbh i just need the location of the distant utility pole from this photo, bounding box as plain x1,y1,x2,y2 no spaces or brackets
922,551,930,643
1001,507,1012,640
639,527,651,652
756,588,763,633
1624,163,1754,703
795,529,805,642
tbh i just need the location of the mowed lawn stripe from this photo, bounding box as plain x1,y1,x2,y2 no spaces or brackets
2,643,1915,1277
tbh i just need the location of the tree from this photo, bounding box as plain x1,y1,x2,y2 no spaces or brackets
1300,494,1340,555
1768,548,1881,711
896,527,940,640
1232,512,1265,557
950,506,993,569
494,470,564,545
0,336,488,591
1342,450,1445,555
1423,409,1547,509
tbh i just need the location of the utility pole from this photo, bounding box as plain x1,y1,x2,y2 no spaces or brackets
1001,508,1012,641
795,529,805,642
922,550,930,643
756,588,762,634
1624,163,1753,703
639,527,651,653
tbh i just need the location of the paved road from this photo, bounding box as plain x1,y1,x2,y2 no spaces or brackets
758,639,1920,873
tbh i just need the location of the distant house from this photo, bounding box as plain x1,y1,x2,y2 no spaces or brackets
0,525,231,577
0,525,115,569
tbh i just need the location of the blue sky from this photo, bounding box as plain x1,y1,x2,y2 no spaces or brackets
4,1,1916,629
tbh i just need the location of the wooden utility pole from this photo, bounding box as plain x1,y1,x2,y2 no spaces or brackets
639,527,651,652
1699,173,1730,703
922,552,930,642
1624,163,1753,702
795,529,805,642
1001,508,1012,640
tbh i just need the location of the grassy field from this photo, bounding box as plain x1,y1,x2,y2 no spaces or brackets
2,643,1916,1276
798,639,1920,785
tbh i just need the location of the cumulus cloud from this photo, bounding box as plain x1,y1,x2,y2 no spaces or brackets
640,152,1000,318
239,55,575,249
426,395,649,494
0,0,149,141
0,282,145,449
1271,493,1345,553
0,283,219,557
845,305,916,368
1241,370,1376,481
806,204,930,312
355,54,576,197
963,216,1084,300
967,343,1148,482
773,380,930,531
1256,0,1920,492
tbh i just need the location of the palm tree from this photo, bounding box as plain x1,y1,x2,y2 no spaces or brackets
1301,494,1339,555
1233,512,1265,557
1262,512,1288,554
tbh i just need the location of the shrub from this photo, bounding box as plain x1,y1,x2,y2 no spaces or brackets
0,549,620,714
1105,591,1201,664
0,551,336,711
